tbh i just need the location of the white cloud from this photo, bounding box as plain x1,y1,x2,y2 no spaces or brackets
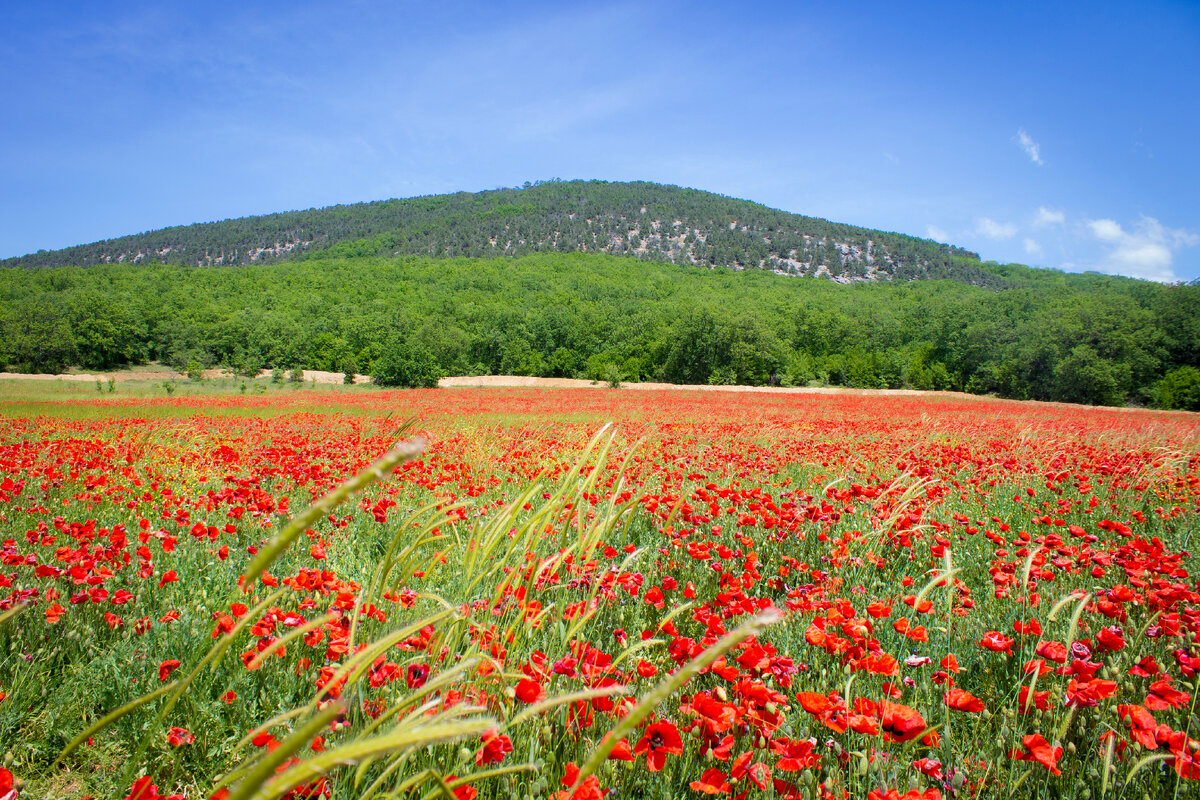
975,217,1018,239
1034,206,1065,227
1023,238,1043,257
1015,128,1044,165
1085,215,1199,283
926,224,950,242
1087,218,1124,242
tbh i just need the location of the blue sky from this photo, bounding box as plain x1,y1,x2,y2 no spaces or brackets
2,0,1197,282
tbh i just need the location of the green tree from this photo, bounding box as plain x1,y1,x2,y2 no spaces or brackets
341,354,359,385
373,337,442,388
1054,344,1123,406
1156,366,1200,411
0,300,78,373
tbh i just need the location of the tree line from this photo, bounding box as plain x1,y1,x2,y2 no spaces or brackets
1,252,1197,409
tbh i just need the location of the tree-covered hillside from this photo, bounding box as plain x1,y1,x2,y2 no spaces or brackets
1,180,991,285
2,252,1198,409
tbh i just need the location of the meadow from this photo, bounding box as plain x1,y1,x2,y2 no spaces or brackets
2,382,1198,800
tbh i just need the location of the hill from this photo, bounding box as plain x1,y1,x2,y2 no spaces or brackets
2,180,997,286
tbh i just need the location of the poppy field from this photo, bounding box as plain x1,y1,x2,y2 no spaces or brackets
2,386,1199,800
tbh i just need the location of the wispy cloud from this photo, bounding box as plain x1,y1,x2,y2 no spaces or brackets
1023,238,1043,257
1034,206,1064,226
925,224,950,242
1015,128,1044,165
975,217,1018,239
1085,215,1198,283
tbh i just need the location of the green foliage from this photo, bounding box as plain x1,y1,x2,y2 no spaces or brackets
341,354,359,384
1054,344,1124,406
0,298,78,373
0,251,1196,407
603,363,622,389
372,336,442,388
1157,366,1200,410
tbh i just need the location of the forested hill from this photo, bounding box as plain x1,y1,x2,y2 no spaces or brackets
2,180,992,285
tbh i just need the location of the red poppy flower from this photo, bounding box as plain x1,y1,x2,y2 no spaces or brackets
879,700,928,743
1008,733,1063,775
605,736,634,761
167,726,194,746
1018,686,1053,714
1034,640,1067,664
978,631,1014,655
944,689,985,713
158,659,182,682
1065,678,1118,707
1095,626,1126,651
1147,679,1191,710
1129,656,1161,677
1117,705,1169,750
796,692,833,714
0,768,16,800
475,728,513,766
1013,619,1042,636
689,768,730,795
125,776,161,800
444,775,477,800
633,720,683,772
636,660,658,678
515,678,545,704
866,601,892,618
771,737,820,771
